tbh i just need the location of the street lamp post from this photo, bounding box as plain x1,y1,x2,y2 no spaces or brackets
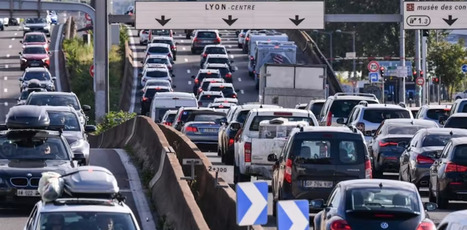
313,30,333,67
336,30,357,81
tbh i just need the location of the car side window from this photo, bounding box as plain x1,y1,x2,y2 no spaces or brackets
320,99,331,118
26,204,38,230
282,136,294,160
441,142,452,159
410,132,420,147
346,107,357,125
327,187,341,208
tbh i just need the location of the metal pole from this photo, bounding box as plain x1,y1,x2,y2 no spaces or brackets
400,0,406,105
352,32,356,80
329,32,333,68
415,30,421,106
422,36,428,105
94,0,109,121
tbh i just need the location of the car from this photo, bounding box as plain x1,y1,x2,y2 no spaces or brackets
237,29,250,48
20,32,49,50
180,110,226,150
2,17,20,26
139,29,150,45
140,86,173,115
0,105,78,205
25,92,92,126
438,210,467,230
151,36,178,61
208,102,235,113
429,137,467,208
399,128,467,190
141,54,173,73
149,92,198,123
449,98,467,116
144,43,174,62
270,126,372,215
443,113,467,129
44,106,96,165
141,79,173,92
23,18,51,36
197,78,225,96
242,29,273,53
48,10,58,24
453,89,467,100
171,107,216,131
213,97,238,105
191,69,222,95
294,103,307,109
312,179,437,230
200,45,229,66
197,91,224,107
191,30,221,54
416,104,451,126
207,82,237,98
0,21,3,31
19,45,51,70
160,109,178,126
201,54,234,71
409,106,420,118
148,29,173,41
25,166,141,230
202,63,234,83
318,93,379,126
17,87,47,105
305,99,326,119
19,67,55,91
140,66,173,87
368,119,439,178
345,103,412,142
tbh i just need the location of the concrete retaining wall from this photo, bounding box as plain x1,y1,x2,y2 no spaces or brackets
119,41,135,112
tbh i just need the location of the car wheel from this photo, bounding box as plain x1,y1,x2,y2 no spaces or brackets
238,43,242,48
436,184,449,209
225,150,234,165
272,199,277,217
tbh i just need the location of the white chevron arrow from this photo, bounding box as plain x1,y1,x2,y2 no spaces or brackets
279,200,309,230
238,182,268,225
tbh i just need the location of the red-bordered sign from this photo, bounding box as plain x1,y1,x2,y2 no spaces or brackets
85,13,91,21
367,61,380,73
416,77,424,86
89,65,94,78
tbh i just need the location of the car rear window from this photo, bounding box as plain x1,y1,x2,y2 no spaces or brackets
444,117,467,129
453,145,467,163
291,138,364,165
147,58,169,64
206,47,226,54
330,100,378,118
145,81,170,88
426,109,450,120
28,95,80,110
422,134,454,147
387,125,427,135
310,103,324,116
193,114,225,122
145,88,170,98
148,47,169,53
236,110,250,124
345,188,420,213
209,67,229,75
197,32,217,38
249,116,313,131
200,95,222,101
152,40,173,46
152,30,170,36
165,114,176,123
207,58,229,64
363,109,411,123
24,71,51,81
146,70,168,78
25,34,46,42
457,101,467,113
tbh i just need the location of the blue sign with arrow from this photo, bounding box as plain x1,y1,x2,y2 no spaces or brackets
369,72,380,83
462,64,467,73
277,200,309,230
236,181,268,226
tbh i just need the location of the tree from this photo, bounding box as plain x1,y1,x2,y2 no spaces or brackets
428,39,467,100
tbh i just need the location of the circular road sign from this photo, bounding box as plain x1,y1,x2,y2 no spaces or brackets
368,61,380,73
85,13,91,21
89,65,94,78
416,77,424,86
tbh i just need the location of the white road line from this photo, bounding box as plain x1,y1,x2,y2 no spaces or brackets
188,81,192,85
228,45,232,48
238,78,242,82
184,58,188,62
6,54,10,58
127,26,138,114
230,55,234,59
4,102,8,107
186,69,191,74
8,45,12,49
181,40,184,43
11,38,15,41
5,65,8,69
3,88,7,93
234,66,239,71
182,47,186,51
3,77,7,81
240,90,244,94
54,24,64,92
14,33,17,36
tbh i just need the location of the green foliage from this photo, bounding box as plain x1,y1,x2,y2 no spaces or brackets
95,111,136,134
119,25,129,52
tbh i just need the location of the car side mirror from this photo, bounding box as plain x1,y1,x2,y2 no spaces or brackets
48,40,51,43
19,78,23,82
172,85,176,89
230,122,241,131
424,202,437,211
336,118,345,124
227,50,231,54
18,52,22,55
138,73,143,78
172,74,175,78
231,69,236,73
191,75,195,79
267,154,277,162
175,42,179,45
140,60,144,64
52,77,57,81
84,125,97,133
48,51,51,55
310,199,326,209
230,60,234,63
82,105,91,111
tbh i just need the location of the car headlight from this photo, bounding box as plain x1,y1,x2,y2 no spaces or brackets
21,58,28,62
23,26,30,30
42,58,49,62
70,139,87,151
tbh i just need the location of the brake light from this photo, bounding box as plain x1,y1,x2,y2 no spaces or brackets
240,34,244,38
198,88,203,93
203,53,208,57
194,37,199,42
331,219,352,230
379,140,398,147
356,122,365,132
284,159,292,183
416,154,434,164
185,126,198,132
365,159,372,179
143,30,149,34
274,112,292,116
326,112,332,126
245,142,251,162
194,78,199,84
228,138,234,146
416,220,436,230
232,94,237,98
163,122,172,126
246,37,250,41
226,73,232,78
142,97,148,102
445,162,467,173
250,56,254,61
168,53,172,57
215,37,221,43
171,45,175,49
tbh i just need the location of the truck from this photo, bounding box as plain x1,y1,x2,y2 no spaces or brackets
251,41,297,89
258,63,328,108
246,32,288,63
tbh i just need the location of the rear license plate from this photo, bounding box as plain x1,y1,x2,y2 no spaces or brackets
16,189,40,197
30,63,40,66
303,180,333,188
203,128,218,133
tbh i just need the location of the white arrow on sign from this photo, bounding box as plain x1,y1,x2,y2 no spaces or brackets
238,183,268,226
279,201,309,230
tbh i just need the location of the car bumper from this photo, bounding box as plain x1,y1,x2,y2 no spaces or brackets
377,152,403,172
192,42,220,49
413,165,431,187
441,181,467,201
0,187,41,205
21,60,49,69
244,164,273,179
185,134,218,143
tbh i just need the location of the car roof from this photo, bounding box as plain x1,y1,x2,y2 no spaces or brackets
201,78,223,82
25,67,50,72
30,92,76,96
329,93,378,101
41,105,78,113
204,63,229,67
147,43,170,48
383,118,438,126
449,137,467,146
357,104,408,110
24,32,46,36
214,98,238,102
40,199,133,213
209,102,234,107
338,179,417,191
447,113,467,118
154,92,195,98
205,45,226,48
198,69,220,74
454,98,467,103
250,108,311,115
421,128,467,136
146,54,169,59
151,36,173,41
145,85,171,90
145,79,170,83
208,83,233,87
421,104,451,109
300,126,354,134
144,63,168,68
206,54,229,58
237,104,281,110
23,44,47,48
145,67,169,72
196,30,218,33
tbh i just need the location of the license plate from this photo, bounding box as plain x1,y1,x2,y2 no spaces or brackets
30,63,40,66
303,180,333,188
203,128,218,133
16,189,40,197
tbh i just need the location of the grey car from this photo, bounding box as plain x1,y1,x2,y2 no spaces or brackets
181,110,226,150
23,18,50,36
416,104,451,126
191,30,221,54
19,67,56,92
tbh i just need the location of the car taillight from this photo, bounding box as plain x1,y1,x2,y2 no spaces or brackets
244,142,251,162
228,138,234,146
249,56,254,61
168,53,172,57
194,79,199,84
185,126,198,132
365,159,372,179
331,219,352,230
142,97,148,102
284,159,292,183
416,220,436,230
215,37,221,43
326,112,332,126
143,30,148,34
171,45,175,49
416,154,434,164
246,37,250,41
445,162,467,173
379,140,398,147
356,122,365,132
240,34,244,38
203,53,208,57
163,122,172,126
194,37,199,42
226,73,232,78
177,111,183,122
232,94,237,98
198,88,203,93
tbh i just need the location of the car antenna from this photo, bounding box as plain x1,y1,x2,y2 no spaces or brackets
450,130,453,136
379,182,383,189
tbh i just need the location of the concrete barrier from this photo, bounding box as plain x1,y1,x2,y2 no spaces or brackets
89,116,209,230
119,41,135,112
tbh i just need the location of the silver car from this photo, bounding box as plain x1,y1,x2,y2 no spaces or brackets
416,104,451,126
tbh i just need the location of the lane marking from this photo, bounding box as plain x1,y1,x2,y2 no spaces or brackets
5,65,8,69
127,26,138,114
184,58,188,62
3,88,7,93
186,69,191,74
230,55,234,59
238,78,242,82
54,24,64,92
240,90,244,94
4,102,8,107
8,45,12,49
4,76,7,81
234,66,239,71
181,40,184,43
188,81,192,85
14,33,17,36
182,47,186,51
11,38,15,41
6,54,10,58
228,45,232,48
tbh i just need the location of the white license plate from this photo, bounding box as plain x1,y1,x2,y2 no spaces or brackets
16,189,40,197
203,128,218,133
303,180,333,188
30,63,40,66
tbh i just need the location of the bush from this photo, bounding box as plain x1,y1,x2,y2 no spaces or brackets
95,111,137,134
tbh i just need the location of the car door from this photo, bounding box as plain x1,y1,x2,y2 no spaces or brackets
400,132,420,181
273,136,292,200
320,186,341,230
431,142,452,192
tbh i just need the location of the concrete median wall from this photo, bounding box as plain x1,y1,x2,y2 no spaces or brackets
89,116,209,230
119,41,135,112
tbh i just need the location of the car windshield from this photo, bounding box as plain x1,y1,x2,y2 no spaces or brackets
165,114,176,123
24,34,46,42
23,47,46,54
197,32,217,38
145,88,170,98
292,138,364,165
250,116,313,131
147,58,169,64
422,134,456,147
363,109,411,123
26,18,47,23
146,70,168,78
330,100,378,118
426,109,450,120
206,47,226,54
346,188,420,213
48,111,80,131
148,47,169,53
387,125,427,135
0,132,68,160
24,71,51,81
153,40,173,46
39,212,138,230
193,114,225,122
151,30,170,36
444,117,467,129
27,95,80,110
145,81,170,87
207,58,229,64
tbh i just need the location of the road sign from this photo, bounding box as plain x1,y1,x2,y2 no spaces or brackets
462,64,467,73
397,66,408,78
378,61,413,77
135,1,324,29
277,200,309,230
404,2,467,29
85,13,91,21
89,65,94,78
236,182,268,226
416,77,425,86
368,61,380,72
369,72,380,83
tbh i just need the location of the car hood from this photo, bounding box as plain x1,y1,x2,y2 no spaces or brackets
0,159,72,173
22,53,48,59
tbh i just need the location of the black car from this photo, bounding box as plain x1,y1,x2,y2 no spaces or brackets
140,86,172,115
191,69,222,94
171,107,216,131
399,128,467,190
312,179,437,230
270,126,372,215
0,106,78,204
368,119,438,178
443,113,467,129
429,137,467,208
199,45,229,67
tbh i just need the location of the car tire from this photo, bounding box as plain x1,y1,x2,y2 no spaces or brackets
225,151,234,165
272,199,277,217
436,185,449,209
238,43,242,48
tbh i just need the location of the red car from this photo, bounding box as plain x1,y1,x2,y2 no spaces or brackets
19,45,51,70
20,32,49,51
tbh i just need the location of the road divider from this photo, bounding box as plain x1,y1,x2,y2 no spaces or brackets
119,41,136,112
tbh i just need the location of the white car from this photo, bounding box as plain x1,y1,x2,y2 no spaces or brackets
2,17,20,26
139,29,149,45
237,29,249,48
438,210,467,230
140,66,173,87
454,89,467,100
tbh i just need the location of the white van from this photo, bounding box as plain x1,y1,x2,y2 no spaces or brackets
150,92,197,122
